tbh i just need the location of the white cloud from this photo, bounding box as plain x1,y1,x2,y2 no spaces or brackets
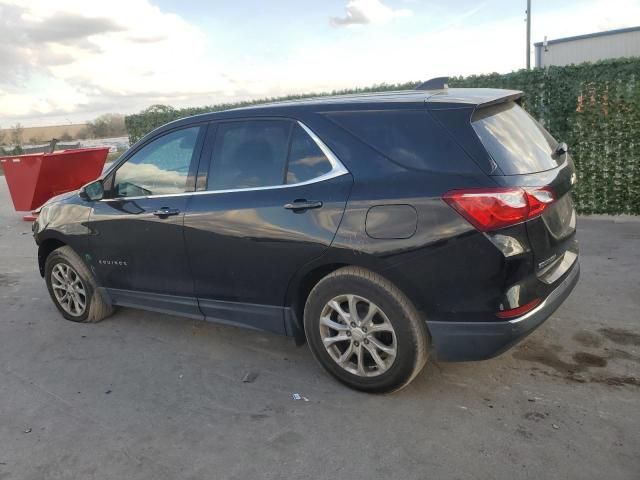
1,0,640,128
0,0,232,126
277,0,640,92
330,0,411,27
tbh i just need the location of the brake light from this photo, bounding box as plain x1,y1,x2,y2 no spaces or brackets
443,187,555,231
526,187,555,217
496,298,541,319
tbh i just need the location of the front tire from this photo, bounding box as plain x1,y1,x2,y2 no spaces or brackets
45,246,113,323
304,266,429,393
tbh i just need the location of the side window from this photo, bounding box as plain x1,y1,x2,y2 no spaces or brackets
208,120,291,190
113,126,201,197
326,110,472,173
286,124,333,184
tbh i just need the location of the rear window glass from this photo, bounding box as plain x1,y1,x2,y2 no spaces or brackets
472,102,560,175
208,120,290,190
286,124,332,184
325,110,470,173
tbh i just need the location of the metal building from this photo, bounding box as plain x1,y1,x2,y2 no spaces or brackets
535,26,640,68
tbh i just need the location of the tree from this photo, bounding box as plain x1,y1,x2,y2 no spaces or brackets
143,104,175,114
77,126,90,140
85,113,127,139
10,123,24,146
60,131,73,141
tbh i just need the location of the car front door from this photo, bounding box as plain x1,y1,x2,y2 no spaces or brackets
88,124,206,318
183,119,352,334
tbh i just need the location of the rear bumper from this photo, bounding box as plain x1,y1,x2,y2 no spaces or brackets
427,261,580,362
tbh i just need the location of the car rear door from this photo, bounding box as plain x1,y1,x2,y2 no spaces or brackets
183,118,352,334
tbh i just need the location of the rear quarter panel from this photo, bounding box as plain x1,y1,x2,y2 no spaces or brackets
302,109,515,320
328,172,510,321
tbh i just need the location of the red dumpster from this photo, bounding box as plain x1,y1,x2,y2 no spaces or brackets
1,147,109,215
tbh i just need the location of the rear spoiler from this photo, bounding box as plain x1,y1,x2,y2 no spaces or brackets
477,91,524,108
416,77,523,107
424,88,524,110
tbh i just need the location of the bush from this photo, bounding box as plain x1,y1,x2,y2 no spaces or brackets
125,57,640,214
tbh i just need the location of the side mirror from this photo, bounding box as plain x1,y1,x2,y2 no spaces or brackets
80,180,104,201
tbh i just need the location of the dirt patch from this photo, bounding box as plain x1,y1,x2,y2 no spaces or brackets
606,348,640,363
516,426,533,439
572,352,607,368
599,328,640,346
591,376,640,388
513,340,583,376
523,411,548,422
0,273,18,287
573,330,604,348
513,340,634,387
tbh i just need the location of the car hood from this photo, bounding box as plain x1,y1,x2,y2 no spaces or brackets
40,189,80,209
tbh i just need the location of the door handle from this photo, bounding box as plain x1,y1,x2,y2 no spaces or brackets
284,200,323,212
153,207,180,218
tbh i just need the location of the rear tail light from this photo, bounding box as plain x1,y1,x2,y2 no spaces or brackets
443,187,555,231
526,187,555,217
496,298,542,319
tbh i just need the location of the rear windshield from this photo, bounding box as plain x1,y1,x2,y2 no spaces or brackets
472,101,560,175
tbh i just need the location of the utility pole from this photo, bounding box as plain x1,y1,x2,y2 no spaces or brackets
526,0,532,69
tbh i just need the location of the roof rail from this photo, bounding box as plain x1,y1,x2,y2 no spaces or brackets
416,76,448,90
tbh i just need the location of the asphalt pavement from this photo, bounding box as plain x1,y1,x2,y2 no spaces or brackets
0,181,638,480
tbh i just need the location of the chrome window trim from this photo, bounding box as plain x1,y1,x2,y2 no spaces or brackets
102,120,349,202
296,121,347,177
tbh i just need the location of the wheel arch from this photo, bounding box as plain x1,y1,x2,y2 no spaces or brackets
283,250,393,343
37,237,67,277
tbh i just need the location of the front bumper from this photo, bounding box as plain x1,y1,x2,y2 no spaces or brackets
426,261,580,362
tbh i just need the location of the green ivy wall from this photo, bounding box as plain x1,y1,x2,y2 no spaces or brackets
125,57,640,214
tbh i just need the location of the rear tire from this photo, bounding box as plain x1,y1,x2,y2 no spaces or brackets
304,266,429,393
45,246,113,323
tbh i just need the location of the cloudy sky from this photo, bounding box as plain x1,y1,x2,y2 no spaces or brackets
1,0,639,127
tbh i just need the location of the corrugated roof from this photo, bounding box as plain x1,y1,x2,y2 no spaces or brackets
534,25,640,47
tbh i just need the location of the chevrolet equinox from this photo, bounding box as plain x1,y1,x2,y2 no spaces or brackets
33,81,580,392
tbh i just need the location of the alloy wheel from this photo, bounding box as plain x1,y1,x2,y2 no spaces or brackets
319,294,397,377
50,263,87,317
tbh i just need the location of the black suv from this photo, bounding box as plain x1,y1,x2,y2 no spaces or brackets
33,83,579,392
